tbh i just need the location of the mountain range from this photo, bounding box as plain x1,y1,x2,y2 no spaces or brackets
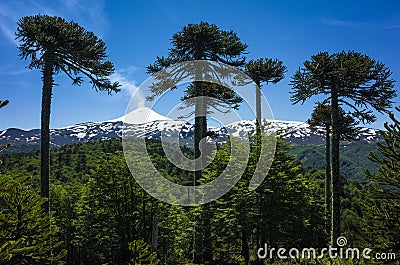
0,107,382,148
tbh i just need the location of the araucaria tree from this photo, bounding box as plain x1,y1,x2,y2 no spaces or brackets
307,102,360,236
16,15,120,211
291,51,396,244
0,176,66,264
147,22,247,180
147,22,247,263
244,58,286,137
365,107,400,254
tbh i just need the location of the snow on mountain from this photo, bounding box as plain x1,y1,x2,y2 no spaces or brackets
0,108,382,148
107,106,172,124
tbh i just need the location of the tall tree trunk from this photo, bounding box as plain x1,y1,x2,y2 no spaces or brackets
331,88,341,245
40,55,54,213
151,215,158,254
141,191,146,240
241,226,249,265
255,81,262,143
194,80,207,176
325,125,331,236
256,193,262,265
193,65,210,261
202,206,213,263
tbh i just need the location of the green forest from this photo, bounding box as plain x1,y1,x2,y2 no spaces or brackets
1,14,399,265
1,136,399,264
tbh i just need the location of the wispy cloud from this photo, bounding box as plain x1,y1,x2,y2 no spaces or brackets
0,66,30,76
320,17,368,28
385,24,400,30
0,18,17,44
110,68,145,108
320,17,400,32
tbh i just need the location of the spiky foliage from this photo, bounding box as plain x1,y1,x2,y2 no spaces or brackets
366,107,400,199
0,177,66,264
129,239,160,265
307,103,360,140
16,15,119,91
16,15,120,212
0,100,9,109
291,50,396,244
147,22,247,116
181,82,243,115
147,21,247,113
148,22,247,72
291,51,395,122
364,107,400,255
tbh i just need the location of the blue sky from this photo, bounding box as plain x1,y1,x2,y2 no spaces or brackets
0,0,399,130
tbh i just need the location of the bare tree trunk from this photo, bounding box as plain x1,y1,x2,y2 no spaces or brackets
255,81,262,142
40,54,54,213
325,125,332,235
331,88,341,245
193,67,209,261
241,226,249,264
151,215,158,255
194,81,207,176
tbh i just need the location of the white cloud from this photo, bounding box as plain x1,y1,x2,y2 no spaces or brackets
110,70,145,108
386,24,400,30
0,18,17,44
320,18,366,28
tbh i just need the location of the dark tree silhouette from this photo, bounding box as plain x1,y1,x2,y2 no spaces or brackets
16,15,120,212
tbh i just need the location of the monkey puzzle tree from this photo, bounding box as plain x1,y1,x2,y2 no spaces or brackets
147,21,247,263
244,58,286,137
291,51,396,244
0,177,66,264
307,102,361,235
16,15,120,212
147,22,247,165
364,107,400,255
147,21,247,189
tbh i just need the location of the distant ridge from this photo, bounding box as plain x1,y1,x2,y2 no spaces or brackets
0,107,382,148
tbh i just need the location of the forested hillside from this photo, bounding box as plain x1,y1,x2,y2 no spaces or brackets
290,141,379,181
1,139,380,182
0,138,392,264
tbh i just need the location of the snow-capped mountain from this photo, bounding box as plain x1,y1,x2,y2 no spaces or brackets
0,107,382,148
